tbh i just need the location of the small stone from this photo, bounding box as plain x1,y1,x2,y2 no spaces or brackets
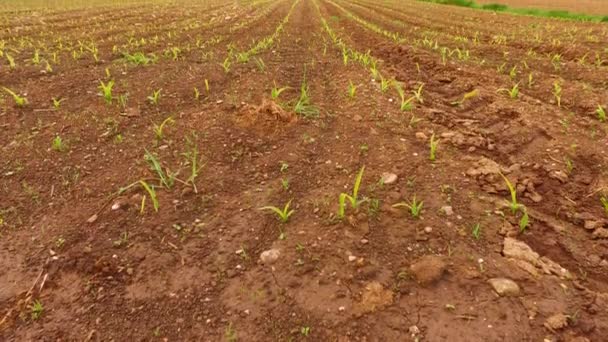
87,214,98,223
338,306,345,312
424,226,433,234
415,132,427,141
260,249,280,264
381,172,398,185
584,220,600,230
488,278,520,297
353,114,363,122
348,255,357,262
544,313,569,331
111,202,122,210
592,228,608,239
441,206,454,216
126,268,134,275
410,255,447,286
408,325,420,336
360,239,369,244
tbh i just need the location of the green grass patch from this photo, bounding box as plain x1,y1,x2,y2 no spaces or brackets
419,0,608,22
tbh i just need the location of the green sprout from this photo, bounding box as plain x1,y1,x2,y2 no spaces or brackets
393,82,415,111
552,81,562,107
51,136,66,152
497,83,519,99
2,86,28,107
347,80,357,99
271,81,289,100
596,105,606,122
412,83,424,103
451,89,479,106
152,116,174,141
337,166,366,219
52,97,64,109
98,80,114,104
519,209,529,233
600,195,608,216
393,195,424,219
29,300,44,320
294,80,319,117
429,134,439,161
147,89,161,105
260,199,295,223
472,223,481,240
221,56,232,73
500,173,520,214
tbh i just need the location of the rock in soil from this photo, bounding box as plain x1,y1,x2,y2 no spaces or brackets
259,249,280,264
488,278,521,297
544,313,569,331
592,228,608,239
410,255,447,286
380,172,398,185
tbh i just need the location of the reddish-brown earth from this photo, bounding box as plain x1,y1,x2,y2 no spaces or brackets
1,0,608,341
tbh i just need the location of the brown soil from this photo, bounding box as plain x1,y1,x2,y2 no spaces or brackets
1,0,608,341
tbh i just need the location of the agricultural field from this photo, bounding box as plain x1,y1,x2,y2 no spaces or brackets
1,0,608,340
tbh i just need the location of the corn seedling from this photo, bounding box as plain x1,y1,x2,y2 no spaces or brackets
221,56,231,73
254,57,265,72
472,223,481,240
32,50,40,65
98,80,114,104
52,97,64,109
152,116,174,141
205,79,210,93
528,73,534,88
52,136,66,152
380,76,391,92
509,66,517,80
600,196,608,215
144,149,176,189
393,195,424,219
519,209,529,233
500,173,520,214
596,105,606,122
271,82,289,100
194,87,200,100
337,166,366,219
294,81,319,117
393,82,415,111
565,157,574,174
412,84,424,103
259,199,295,223
347,81,357,99
139,180,159,212
497,83,519,99
451,89,479,106
429,134,439,161
29,300,44,320
552,81,562,107
181,138,204,192
6,53,16,69
2,87,27,107
147,89,161,105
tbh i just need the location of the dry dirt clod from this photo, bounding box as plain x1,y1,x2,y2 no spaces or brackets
488,278,521,297
592,228,608,239
410,255,447,286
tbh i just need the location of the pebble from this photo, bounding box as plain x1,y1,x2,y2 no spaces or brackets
260,249,280,264
348,255,357,262
410,255,447,286
87,214,98,223
488,278,521,297
441,206,454,216
424,226,433,234
380,172,398,185
353,114,363,122
415,132,428,141
360,239,369,244
544,313,568,331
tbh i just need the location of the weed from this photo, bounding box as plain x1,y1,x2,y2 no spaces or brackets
144,149,176,189
225,322,237,342
281,178,289,191
254,57,265,72
29,300,44,320
260,200,295,223
393,195,424,218
6,53,16,69
152,116,174,141
2,87,28,107
98,80,114,104
429,134,439,161
338,166,366,219
147,89,161,105
519,209,529,232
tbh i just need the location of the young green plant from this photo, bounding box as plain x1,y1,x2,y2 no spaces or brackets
393,195,424,219
98,80,114,104
429,134,439,161
147,89,161,105
337,166,366,219
2,87,28,107
260,199,295,223
152,116,174,141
